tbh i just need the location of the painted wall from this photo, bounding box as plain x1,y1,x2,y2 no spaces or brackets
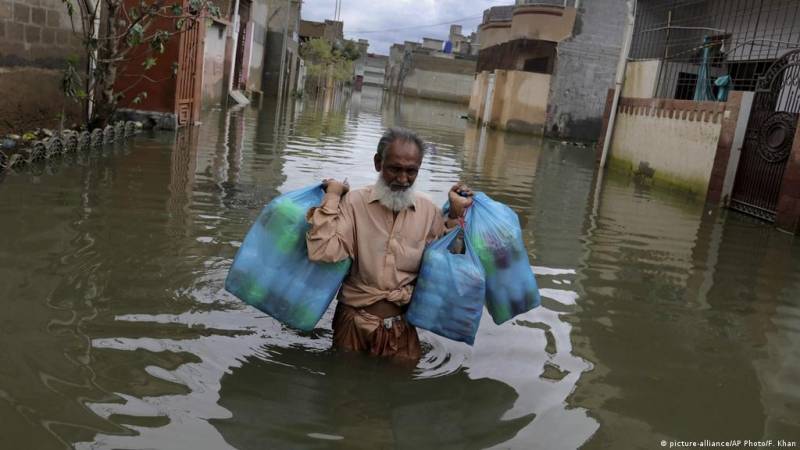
479,24,513,51
247,0,269,93
422,38,443,51
468,71,489,120
402,69,474,104
510,5,576,43
623,60,661,98
0,0,85,133
609,98,728,194
400,53,477,104
470,69,550,133
492,70,550,133
202,22,228,106
364,54,387,87
263,0,301,96
115,10,181,114
478,5,576,50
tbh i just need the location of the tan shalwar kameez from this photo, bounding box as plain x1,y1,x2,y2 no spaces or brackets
306,185,454,361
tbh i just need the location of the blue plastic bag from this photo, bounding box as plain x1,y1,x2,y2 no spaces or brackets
225,185,351,331
464,192,541,324
406,227,485,345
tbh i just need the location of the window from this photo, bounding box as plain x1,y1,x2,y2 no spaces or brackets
728,60,775,92
674,72,698,100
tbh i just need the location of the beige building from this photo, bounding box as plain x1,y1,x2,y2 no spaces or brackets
363,54,387,88
469,0,628,140
385,33,478,104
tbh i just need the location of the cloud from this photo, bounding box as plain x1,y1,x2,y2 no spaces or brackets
300,0,506,54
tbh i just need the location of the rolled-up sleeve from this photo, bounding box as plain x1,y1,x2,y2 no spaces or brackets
306,192,356,263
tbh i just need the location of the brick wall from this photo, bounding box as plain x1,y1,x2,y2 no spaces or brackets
0,0,84,133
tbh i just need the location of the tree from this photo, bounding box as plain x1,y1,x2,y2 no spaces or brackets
300,38,360,92
60,0,220,129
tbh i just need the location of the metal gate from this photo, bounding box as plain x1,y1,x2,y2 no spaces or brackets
730,50,800,222
175,7,206,127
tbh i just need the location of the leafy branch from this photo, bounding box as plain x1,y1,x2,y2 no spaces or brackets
60,0,220,128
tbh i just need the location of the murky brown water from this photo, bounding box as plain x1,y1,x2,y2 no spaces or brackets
1,87,799,449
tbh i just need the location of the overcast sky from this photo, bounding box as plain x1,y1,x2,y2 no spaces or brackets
300,0,510,55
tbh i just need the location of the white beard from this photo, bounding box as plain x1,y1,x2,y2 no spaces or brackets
374,176,417,212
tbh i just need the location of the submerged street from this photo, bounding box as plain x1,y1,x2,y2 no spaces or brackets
1,88,799,449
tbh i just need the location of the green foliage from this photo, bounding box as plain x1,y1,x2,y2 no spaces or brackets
338,40,361,61
301,38,333,63
61,55,83,100
150,30,170,53
142,57,157,70
301,38,357,86
127,23,145,47
332,59,353,82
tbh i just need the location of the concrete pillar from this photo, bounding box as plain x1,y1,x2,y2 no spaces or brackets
488,70,507,128
775,123,800,234
706,91,746,206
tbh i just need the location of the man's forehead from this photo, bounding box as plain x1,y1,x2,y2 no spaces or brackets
385,139,422,160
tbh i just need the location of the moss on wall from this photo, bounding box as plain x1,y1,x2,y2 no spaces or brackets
608,154,709,198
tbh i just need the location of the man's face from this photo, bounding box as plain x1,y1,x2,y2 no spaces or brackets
374,139,422,191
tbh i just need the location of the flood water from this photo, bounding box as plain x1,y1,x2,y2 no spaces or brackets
1,87,799,449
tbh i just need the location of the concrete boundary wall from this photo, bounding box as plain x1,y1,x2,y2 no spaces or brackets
608,96,741,196
623,60,661,99
402,69,473,104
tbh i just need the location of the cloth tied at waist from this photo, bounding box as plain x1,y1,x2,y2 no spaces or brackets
340,283,415,307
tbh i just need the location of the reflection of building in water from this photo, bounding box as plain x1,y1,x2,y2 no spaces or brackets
459,125,600,448
0,126,232,448
686,214,800,439
572,172,800,446
387,95,470,136
461,125,543,203
167,128,200,233
529,140,597,268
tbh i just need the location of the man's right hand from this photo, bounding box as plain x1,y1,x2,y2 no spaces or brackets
322,178,350,196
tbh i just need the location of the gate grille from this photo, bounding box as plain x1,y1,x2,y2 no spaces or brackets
730,50,800,221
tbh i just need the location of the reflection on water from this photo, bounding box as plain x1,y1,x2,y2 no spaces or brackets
0,86,799,449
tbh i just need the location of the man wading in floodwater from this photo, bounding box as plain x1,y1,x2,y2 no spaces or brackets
306,127,473,362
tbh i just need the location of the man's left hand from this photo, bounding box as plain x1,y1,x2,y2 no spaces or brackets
448,182,474,218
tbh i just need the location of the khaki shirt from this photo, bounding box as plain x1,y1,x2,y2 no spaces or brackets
306,185,453,308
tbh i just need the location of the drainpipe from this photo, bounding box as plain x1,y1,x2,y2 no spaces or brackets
228,0,241,93
598,0,636,169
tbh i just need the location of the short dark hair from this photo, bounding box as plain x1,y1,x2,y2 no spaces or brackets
376,127,426,160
